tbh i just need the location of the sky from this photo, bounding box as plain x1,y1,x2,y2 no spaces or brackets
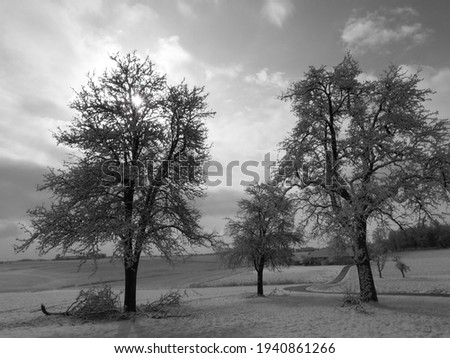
1,0,450,261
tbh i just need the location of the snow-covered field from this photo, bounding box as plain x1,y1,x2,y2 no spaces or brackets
0,249,449,337
1,286,449,338
313,249,450,295
191,265,344,287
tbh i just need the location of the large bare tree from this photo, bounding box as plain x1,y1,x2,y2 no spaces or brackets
17,52,216,312
279,54,450,301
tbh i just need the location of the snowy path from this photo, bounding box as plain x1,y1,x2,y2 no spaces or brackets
286,265,450,298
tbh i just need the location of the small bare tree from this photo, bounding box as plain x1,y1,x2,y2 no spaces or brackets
370,227,389,278
371,247,387,279
224,183,304,296
393,256,410,278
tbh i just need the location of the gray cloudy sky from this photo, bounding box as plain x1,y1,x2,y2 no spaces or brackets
1,0,450,260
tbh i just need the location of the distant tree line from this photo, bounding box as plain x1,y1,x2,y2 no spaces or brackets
300,254,354,267
54,253,107,261
383,224,450,251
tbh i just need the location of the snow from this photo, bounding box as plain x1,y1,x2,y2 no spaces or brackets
311,249,450,295
192,265,344,287
1,286,449,337
1,249,449,337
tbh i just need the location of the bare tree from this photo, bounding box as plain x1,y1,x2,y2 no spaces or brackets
279,54,450,301
16,52,217,312
369,227,388,278
393,256,410,278
224,183,304,296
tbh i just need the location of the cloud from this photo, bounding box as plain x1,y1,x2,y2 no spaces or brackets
357,71,378,83
427,68,450,96
194,187,248,239
0,0,164,168
244,68,289,88
341,7,432,54
197,187,245,218
204,64,243,80
151,36,245,91
398,65,450,118
390,7,419,17
176,0,221,18
0,221,22,261
156,36,193,65
261,0,294,28
0,157,48,220
0,157,50,260
176,0,196,19
151,36,195,82
399,64,450,91
176,0,197,19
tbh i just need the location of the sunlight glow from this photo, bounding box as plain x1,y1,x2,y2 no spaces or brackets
132,94,143,107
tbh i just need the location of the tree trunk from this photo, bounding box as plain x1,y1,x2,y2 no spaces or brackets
256,257,265,297
377,262,383,278
257,267,264,296
353,217,378,302
124,265,137,312
123,183,138,312
124,258,140,312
